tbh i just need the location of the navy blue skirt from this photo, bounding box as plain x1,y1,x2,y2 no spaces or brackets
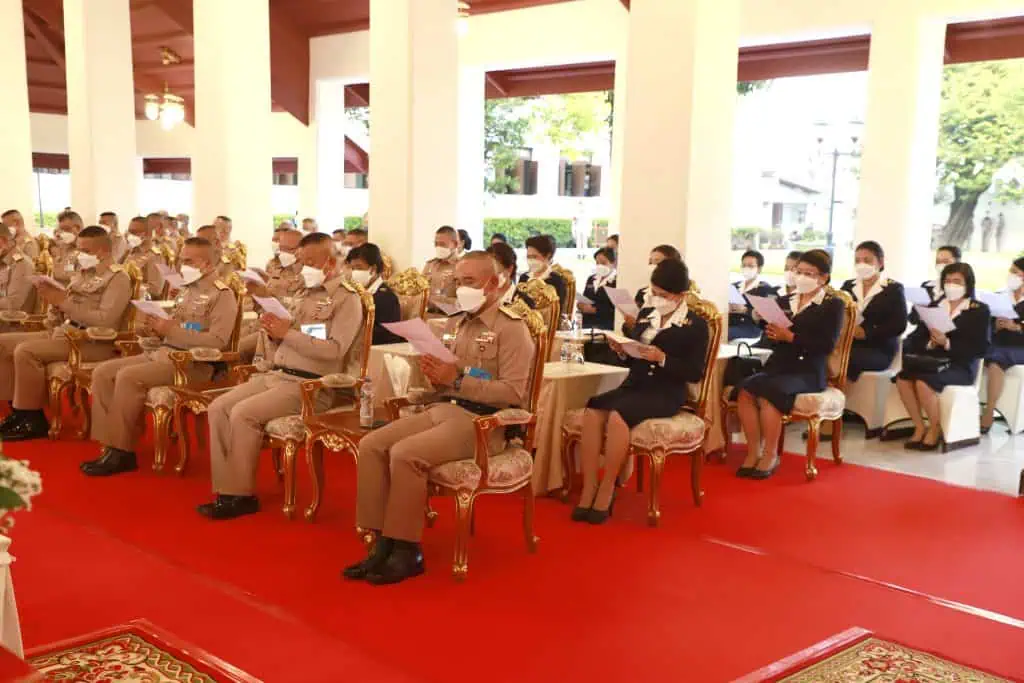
586,383,684,428
896,360,977,392
847,346,896,382
730,371,823,414
985,345,1024,370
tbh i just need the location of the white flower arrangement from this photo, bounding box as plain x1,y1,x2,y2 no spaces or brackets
0,454,41,531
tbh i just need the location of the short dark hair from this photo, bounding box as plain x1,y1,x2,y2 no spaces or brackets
78,225,110,242
58,210,82,225
855,240,885,268
99,211,116,219
487,242,517,275
491,233,508,244
332,228,347,236
785,250,803,262
937,245,962,262
741,249,764,269
525,234,556,259
146,212,162,221
940,262,976,298
607,234,619,245
184,237,212,248
594,246,617,264
458,229,472,251
216,215,232,223
435,225,457,240
652,244,680,261
651,259,689,294
799,248,832,276
1,210,19,220
1012,256,1024,275
347,243,385,271
347,228,368,238
299,232,332,248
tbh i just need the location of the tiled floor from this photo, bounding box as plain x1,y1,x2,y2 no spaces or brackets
782,421,1024,497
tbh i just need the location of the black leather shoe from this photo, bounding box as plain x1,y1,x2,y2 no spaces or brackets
0,411,49,442
196,495,260,520
736,467,755,478
81,449,138,477
366,541,425,585
342,536,394,580
570,506,591,522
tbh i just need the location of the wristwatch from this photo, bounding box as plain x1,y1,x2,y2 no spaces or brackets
452,367,466,391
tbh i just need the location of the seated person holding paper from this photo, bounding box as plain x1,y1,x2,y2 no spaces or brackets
344,252,534,585
578,247,617,331
778,250,802,299
922,245,961,304
50,211,83,286
264,228,304,298
895,262,989,451
732,249,843,480
346,243,402,345
486,242,535,308
839,241,907,381
0,226,132,441
572,259,708,524
0,224,37,327
634,244,681,311
518,234,567,306
981,258,1024,434
197,233,363,520
80,237,239,477
196,225,237,280
729,249,776,341
122,216,170,298
423,226,460,314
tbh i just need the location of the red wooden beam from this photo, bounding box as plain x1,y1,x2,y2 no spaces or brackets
149,0,193,32
945,16,1024,64
32,153,69,170
738,35,870,82
22,9,65,70
345,83,369,108
269,2,311,124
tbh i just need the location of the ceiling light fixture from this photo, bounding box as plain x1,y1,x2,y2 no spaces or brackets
144,47,186,131
457,1,470,36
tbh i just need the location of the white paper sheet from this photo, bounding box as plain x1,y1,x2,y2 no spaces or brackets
977,291,1019,320
575,292,594,306
240,269,267,285
29,274,66,291
430,298,460,316
131,299,171,320
253,295,293,320
603,331,647,359
904,286,931,306
728,286,746,306
382,319,458,364
603,287,639,317
745,294,792,329
913,305,956,333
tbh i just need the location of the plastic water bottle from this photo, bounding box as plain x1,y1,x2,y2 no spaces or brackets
559,315,572,364
359,378,374,428
572,310,585,363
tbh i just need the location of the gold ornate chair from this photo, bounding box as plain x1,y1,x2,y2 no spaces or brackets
382,300,547,579
516,278,559,354
719,288,856,480
381,253,395,280
559,291,722,524
387,268,430,321
550,263,576,317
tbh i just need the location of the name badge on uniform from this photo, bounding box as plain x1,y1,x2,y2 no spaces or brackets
65,263,76,272
183,321,201,332
466,366,492,380
301,323,327,340
475,331,497,353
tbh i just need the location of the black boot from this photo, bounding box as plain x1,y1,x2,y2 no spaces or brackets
366,540,425,585
0,408,22,432
196,494,260,520
0,410,49,442
80,448,138,477
342,536,394,581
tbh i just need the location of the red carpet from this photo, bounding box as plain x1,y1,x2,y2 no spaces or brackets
7,432,1024,682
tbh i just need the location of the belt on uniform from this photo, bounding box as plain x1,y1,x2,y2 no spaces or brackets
273,365,321,380
439,396,500,416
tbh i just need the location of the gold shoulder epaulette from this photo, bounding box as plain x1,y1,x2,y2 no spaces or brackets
110,264,124,273
221,255,230,264
338,279,357,293
214,279,229,291
970,300,979,309
11,253,23,262
499,304,522,320
150,246,161,255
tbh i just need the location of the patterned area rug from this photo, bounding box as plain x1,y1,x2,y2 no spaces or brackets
739,628,1015,682
26,620,259,682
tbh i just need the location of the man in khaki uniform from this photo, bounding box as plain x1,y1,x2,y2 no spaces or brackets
99,211,128,263
422,225,460,313
263,228,304,299
216,215,245,268
0,225,36,326
50,212,83,286
198,232,364,520
122,216,169,298
196,225,236,280
344,252,535,585
0,227,133,441
81,237,239,477
1,210,39,260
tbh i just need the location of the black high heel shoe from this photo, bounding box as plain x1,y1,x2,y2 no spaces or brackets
748,458,780,481
586,491,616,525
570,505,591,522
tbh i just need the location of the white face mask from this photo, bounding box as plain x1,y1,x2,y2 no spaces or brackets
594,264,612,279
126,234,143,249
456,285,488,313
944,284,966,302
794,273,819,294
77,252,99,270
854,263,878,281
435,246,454,260
277,251,297,268
271,243,280,255
783,271,796,288
302,265,326,289
527,258,545,274
350,269,372,287
180,265,203,286
57,231,76,245
651,295,678,316
1008,274,1024,292
741,266,758,282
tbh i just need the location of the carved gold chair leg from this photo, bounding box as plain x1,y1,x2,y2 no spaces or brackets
830,418,843,465
805,418,820,481
451,491,475,580
646,451,666,527
523,484,539,552
173,405,191,475
271,448,284,481
151,405,172,473
691,448,704,507
281,440,299,519
304,436,325,522
47,377,66,440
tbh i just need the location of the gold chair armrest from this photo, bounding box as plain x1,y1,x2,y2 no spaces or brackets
385,397,412,421
471,409,537,474
115,340,143,357
299,376,361,420
233,364,260,383
18,314,47,329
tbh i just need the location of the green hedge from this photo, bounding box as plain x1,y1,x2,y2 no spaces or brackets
484,218,587,248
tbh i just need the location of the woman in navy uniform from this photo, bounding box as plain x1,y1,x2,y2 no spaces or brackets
732,249,844,479
922,245,961,303
572,259,709,524
346,244,402,345
486,242,535,309
728,249,777,341
634,244,681,310
981,257,1024,433
840,241,907,381
518,234,567,306
578,247,617,330
895,262,990,450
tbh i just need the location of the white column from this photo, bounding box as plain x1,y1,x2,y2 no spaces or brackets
369,0,458,270
607,55,628,239
192,0,273,266
309,80,347,233
457,68,485,249
0,1,35,228
63,0,138,223
297,121,319,225
617,0,739,313
856,13,946,286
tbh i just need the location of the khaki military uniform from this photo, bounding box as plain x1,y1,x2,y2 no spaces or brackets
264,257,304,300
124,242,169,299
208,276,363,495
90,272,238,452
0,262,132,409
422,257,458,301
110,233,128,263
0,250,36,319
50,244,79,286
356,300,534,542
15,234,39,260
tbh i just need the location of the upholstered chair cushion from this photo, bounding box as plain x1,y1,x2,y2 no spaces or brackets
630,412,706,452
793,387,846,420
264,405,356,441
145,385,176,409
429,448,533,490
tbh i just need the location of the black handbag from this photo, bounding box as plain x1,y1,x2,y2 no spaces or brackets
723,342,764,387
901,353,951,375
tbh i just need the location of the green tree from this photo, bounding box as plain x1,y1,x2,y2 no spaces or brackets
485,98,532,194
532,92,611,161
937,60,1024,247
